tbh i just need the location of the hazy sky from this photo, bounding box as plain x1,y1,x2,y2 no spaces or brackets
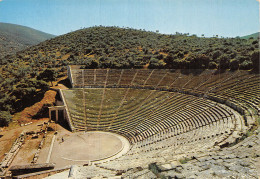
0,0,259,37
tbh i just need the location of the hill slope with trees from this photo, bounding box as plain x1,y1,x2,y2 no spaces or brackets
0,22,55,59
240,32,259,40
0,26,259,126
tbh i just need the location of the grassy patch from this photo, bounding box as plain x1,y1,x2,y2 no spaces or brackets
256,116,260,126
178,157,191,164
148,163,167,179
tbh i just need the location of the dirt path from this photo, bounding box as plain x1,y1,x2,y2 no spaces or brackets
11,75,68,126
0,89,57,162
12,90,57,125
0,119,48,161
0,76,69,169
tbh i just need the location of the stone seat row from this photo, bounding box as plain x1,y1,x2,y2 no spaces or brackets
71,69,210,90
64,89,247,145
127,104,234,143
130,118,233,154
71,69,259,110
96,119,235,170
64,69,259,142
124,100,232,141
65,88,238,142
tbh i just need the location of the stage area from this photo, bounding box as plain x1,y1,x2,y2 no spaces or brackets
49,131,129,168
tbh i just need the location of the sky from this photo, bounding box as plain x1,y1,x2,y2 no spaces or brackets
0,0,259,37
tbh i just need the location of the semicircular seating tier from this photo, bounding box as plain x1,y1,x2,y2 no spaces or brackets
59,66,260,168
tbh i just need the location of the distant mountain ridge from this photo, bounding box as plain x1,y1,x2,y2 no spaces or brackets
240,32,259,39
0,22,55,59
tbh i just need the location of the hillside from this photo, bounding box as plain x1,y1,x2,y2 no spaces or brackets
0,26,259,126
0,22,55,59
3,26,259,69
240,32,260,39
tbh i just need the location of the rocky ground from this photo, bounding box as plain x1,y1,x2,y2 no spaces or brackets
152,128,260,179
46,127,260,179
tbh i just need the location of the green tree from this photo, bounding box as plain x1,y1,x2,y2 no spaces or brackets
149,58,165,69
212,50,222,60
218,55,230,69
37,69,57,86
251,50,259,71
229,59,239,70
0,111,12,127
164,54,176,68
89,59,99,69
12,86,37,100
185,54,210,69
208,61,218,69
240,60,253,70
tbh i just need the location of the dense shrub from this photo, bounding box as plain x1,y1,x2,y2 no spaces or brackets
229,59,239,70
218,55,230,69
251,50,259,71
37,69,57,86
240,60,253,70
148,58,165,68
0,111,12,127
1,26,257,71
209,61,218,69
